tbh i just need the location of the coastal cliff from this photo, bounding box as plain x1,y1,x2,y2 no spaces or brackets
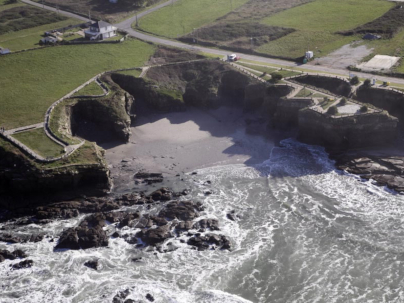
0,138,111,206
298,109,398,150
71,74,134,143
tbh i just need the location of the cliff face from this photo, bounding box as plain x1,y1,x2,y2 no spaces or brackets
298,109,398,150
273,98,314,129
356,86,404,126
71,74,134,143
0,140,111,205
294,75,352,97
112,60,258,111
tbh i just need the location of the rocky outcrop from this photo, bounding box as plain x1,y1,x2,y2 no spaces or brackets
71,74,134,143
0,249,27,262
272,97,314,129
0,139,111,205
112,60,259,111
293,75,352,97
298,109,398,150
356,86,404,127
55,213,109,250
332,153,404,193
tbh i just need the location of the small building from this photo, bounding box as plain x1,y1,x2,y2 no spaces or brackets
0,48,11,55
84,21,117,40
363,33,381,40
40,37,58,45
305,51,314,59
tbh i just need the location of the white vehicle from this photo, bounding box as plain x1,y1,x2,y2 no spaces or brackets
227,54,239,62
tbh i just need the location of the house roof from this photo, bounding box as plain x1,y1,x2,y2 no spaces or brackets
90,21,112,29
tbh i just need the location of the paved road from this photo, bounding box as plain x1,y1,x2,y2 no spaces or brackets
22,0,404,86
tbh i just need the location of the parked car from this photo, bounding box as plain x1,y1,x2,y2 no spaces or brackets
227,54,240,62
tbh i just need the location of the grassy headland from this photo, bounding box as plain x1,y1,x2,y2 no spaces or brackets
0,38,155,130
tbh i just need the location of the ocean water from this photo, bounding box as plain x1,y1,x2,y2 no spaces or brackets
1,138,404,303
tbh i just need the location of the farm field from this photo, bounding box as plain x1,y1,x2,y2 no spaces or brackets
0,38,155,130
138,0,249,38
0,18,81,51
32,0,164,23
257,0,394,60
261,0,394,32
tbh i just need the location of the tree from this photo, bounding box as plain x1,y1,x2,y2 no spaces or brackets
327,106,338,115
350,76,359,85
270,72,283,83
360,105,368,112
339,98,347,106
364,79,371,87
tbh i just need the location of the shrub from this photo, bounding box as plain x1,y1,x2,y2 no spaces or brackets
327,106,338,115
350,76,360,85
323,96,329,102
364,79,371,87
270,72,283,83
360,105,368,112
339,98,347,106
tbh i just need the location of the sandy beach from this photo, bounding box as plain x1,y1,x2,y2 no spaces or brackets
102,106,291,192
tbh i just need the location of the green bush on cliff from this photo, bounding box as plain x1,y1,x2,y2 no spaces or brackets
350,76,360,85
364,79,371,87
270,72,283,83
360,105,368,112
327,105,338,115
339,98,347,106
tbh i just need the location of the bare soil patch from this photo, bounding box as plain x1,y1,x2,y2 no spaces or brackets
178,0,311,55
179,23,294,52
309,43,373,70
0,6,67,35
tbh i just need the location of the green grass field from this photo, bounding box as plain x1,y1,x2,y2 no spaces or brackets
255,0,394,59
256,29,358,60
261,0,393,32
138,0,249,38
12,128,65,158
0,18,81,51
73,81,105,97
117,68,142,77
0,39,155,129
0,0,24,12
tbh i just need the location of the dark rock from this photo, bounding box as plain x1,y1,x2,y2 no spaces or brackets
0,233,43,244
193,219,220,231
134,172,163,184
10,259,33,270
131,257,142,263
226,213,236,221
55,213,108,250
138,224,172,245
112,231,121,238
149,188,172,201
158,201,199,221
113,289,130,303
84,260,100,270
191,172,197,175
204,191,212,196
146,294,154,302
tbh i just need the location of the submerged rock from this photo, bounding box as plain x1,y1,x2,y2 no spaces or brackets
10,259,33,270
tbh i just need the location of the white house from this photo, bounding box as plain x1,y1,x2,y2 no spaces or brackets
84,21,117,40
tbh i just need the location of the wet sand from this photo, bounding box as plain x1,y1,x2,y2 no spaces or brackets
102,106,290,192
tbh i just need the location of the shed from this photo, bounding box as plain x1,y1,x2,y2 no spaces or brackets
363,33,381,40
0,48,11,55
